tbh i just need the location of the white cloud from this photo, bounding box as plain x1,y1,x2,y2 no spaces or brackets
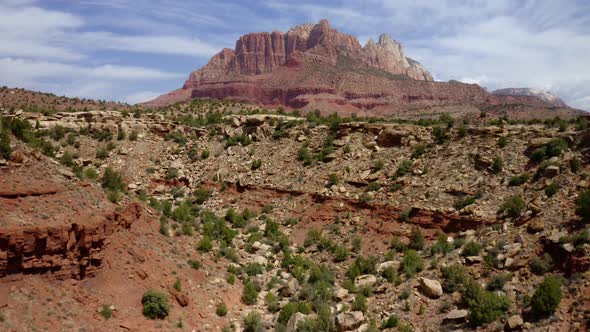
76,32,219,58
123,91,162,104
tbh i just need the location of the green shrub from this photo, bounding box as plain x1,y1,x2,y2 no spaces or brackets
570,157,582,173
278,302,312,325
347,256,377,281
486,273,511,291
374,159,384,171
433,126,447,144
498,136,508,148
243,311,263,332
216,301,228,317
508,173,530,186
394,160,413,178
129,130,138,141
141,290,170,319
333,245,349,262
96,147,108,160
352,236,362,253
491,156,504,173
251,159,262,170
187,259,201,270
165,167,178,180
498,196,525,219
366,182,381,192
242,282,259,305
545,182,559,197
576,189,590,221
101,167,124,192
117,127,126,140
197,236,213,252
381,266,400,284
462,241,481,257
531,277,562,315
193,188,211,205
408,227,424,250
328,173,339,187
411,144,426,159
351,294,367,312
441,264,467,292
173,277,182,292
401,250,424,276
381,314,399,329
430,232,452,255
0,130,10,160
100,304,112,320
461,280,510,326
530,253,552,275
458,125,468,138
530,146,547,162
245,263,264,276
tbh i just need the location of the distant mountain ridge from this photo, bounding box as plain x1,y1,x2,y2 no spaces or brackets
492,88,568,108
146,19,581,120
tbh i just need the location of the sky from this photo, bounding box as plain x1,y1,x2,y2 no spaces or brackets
0,0,589,110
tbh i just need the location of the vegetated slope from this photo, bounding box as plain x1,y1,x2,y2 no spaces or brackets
0,101,589,331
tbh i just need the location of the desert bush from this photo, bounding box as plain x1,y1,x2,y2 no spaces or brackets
0,130,11,160
486,273,511,291
411,144,426,159
141,290,170,319
101,167,124,192
491,156,504,173
570,157,582,173
278,302,312,325
531,277,562,315
328,173,339,187
374,159,384,171
462,241,481,257
576,189,590,221
187,259,201,270
408,226,424,250
508,173,530,186
251,159,262,170
530,253,553,275
498,136,508,148
243,311,263,332
545,182,559,197
96,147,108,160
197,236,213,252
381,314,399,329
242,282,259,305
498,196,525,219
401,250,424,276
351,294,368,312
366,182,381,192
441,264,467,292
347,256,377,281
433,126,447,144
100,304,112,320
333,245,349,262
394,160,413,178
461,279,510,326
216,301,228,317
430,232,452,255
129,130,138,141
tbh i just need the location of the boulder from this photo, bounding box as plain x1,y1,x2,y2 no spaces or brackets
377,261,400,273
376,129,405,147
354,274,377,288
336,311,364,331
504,315,523,331
418,277,443,298
443,309,468,322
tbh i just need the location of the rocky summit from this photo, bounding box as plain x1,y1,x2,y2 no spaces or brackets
0,90,589,331
146,20,581,120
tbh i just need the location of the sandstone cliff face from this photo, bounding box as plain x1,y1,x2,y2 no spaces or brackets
182,19,433,90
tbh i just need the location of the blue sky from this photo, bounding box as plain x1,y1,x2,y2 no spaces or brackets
0,0,589,110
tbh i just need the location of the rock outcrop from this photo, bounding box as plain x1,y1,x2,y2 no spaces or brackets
492,88,568,108
146,20,579,118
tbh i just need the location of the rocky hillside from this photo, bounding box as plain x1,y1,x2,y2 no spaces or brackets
492,88,568,108
1,101,589,331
